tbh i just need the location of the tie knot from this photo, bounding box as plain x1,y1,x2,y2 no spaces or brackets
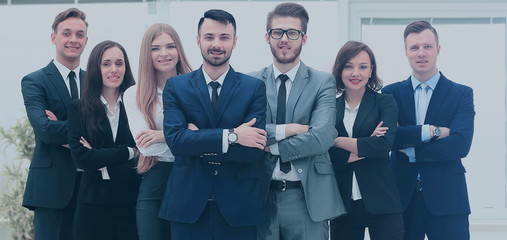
279,74,289,83
210,81,220,90
419,82,428,91
68,71,76,79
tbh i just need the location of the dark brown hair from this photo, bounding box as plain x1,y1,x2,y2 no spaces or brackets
52,8,88,33
332,41,382,93
80,40,135,145
266,2,309,33
403,21,439,46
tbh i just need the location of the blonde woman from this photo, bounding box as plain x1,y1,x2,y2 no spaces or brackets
124,23,191,240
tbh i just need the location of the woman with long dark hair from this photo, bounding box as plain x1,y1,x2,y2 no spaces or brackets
123,23,191,239
328,41,403,240
68,40,140,240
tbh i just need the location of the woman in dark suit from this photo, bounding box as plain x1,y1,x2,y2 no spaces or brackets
328,41,403,240
68,40,140,240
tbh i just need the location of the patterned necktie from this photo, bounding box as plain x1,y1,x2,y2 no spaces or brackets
417,83,428,125
68,71,78,100
210,81,220,111
277,74,291,173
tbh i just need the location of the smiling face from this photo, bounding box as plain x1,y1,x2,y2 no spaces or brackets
405,28,440,82
266,16,306,67
341,51,372,93
101,46,125,92
151,32,179,77
51,17,88,68
197,18,236,68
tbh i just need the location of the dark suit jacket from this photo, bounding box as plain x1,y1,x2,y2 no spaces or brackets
382,73,475,216
158,66,267,227
21,60,84,209
329,89,402,215
67,100,140,205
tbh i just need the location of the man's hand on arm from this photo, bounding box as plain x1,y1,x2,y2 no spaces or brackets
45,109,69,148
235,118,267,150
285,123,310,137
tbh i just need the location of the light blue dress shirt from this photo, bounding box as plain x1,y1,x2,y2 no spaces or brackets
406,72,440,163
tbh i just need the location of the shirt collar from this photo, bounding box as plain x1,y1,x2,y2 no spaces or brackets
100,95,122,107
345,100,360,112
202,66,230,86
411,71,441,91
272,61,301,82
53,59,80,81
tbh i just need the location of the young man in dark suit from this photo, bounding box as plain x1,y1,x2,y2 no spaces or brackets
21,8,88,240
382,21,475,240
158,9,267,240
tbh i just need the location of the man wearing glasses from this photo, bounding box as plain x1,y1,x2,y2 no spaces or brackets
250,2,345,240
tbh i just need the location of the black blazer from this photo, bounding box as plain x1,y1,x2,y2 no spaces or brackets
21,61,84,209
329,89,402,215
68,99,140,205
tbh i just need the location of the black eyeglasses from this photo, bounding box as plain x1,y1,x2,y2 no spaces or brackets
268,28,305,40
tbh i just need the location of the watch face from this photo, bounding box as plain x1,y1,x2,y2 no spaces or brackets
228,133,238,142
435,128,441,136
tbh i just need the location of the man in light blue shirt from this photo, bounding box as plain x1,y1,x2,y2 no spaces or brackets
382,21,475,240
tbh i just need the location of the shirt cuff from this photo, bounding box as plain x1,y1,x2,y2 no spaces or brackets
222,129,229,153
405,147,416,163
276,124,287,141
128,147,135,160
421,124,431,142
269,143,280,155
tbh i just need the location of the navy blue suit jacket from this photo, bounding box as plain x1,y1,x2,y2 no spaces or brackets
21,61,84,209
382,73,475,216
159,66,267,227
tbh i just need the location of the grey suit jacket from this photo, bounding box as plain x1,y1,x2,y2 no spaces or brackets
250,62,346,222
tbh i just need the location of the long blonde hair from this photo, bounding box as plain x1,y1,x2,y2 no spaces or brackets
136,23,192,173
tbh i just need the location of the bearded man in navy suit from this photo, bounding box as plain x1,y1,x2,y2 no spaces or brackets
382,21,475,240
158,9,268,240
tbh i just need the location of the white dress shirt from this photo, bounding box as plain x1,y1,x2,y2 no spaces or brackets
99,95,134,180
270,61,301,181
123,85,175,162
344,100,363,200
53,59,81,98
201,67,233,154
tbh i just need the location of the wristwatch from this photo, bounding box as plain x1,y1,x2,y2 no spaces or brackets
432,126,441,141
227,128,238,145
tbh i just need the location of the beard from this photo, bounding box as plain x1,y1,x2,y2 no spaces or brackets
270,42,302,64
201,47,231,67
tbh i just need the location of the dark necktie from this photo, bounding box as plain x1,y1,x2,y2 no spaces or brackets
277,74,291,173
68,71,78,100
210,81,220,111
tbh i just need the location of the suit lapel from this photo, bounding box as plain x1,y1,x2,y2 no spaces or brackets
286,62,309,123
353,89,375,138
45,61,72,106
400,78,416,124
262,66,277,124
335,96,348,137
215,68,239,122
425,75,451,124
191,68,217,126
79,69,85,97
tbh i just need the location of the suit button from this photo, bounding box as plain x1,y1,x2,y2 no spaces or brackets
297,169,303,174
214,170,218,176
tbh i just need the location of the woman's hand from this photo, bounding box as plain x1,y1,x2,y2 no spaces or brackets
135,130,165,148
371,121,388,137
